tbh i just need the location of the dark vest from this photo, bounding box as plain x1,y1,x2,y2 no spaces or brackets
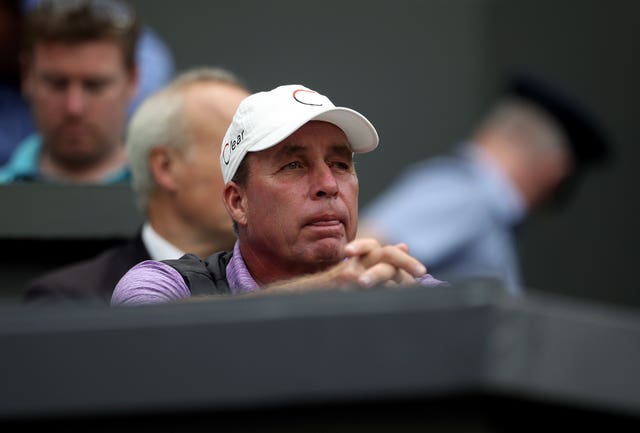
162,251,233,296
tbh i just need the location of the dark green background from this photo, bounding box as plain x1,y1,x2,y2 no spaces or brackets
2,0,637,308
130,0,638,306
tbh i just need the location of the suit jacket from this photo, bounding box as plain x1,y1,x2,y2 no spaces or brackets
24,234,150,305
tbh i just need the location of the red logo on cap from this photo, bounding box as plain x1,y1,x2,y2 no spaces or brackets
222,142,231,165
293,89,323,106
221,129,245,165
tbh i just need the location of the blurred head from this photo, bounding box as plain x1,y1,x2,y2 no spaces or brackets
474,74,612,209
473,97,574,208
127,67,249,247
21,0,139,169
221,85,378,282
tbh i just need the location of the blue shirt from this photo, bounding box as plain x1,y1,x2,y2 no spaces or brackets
0,134,130,183
128,27,175,118
0,84,35,164
361,144,526,294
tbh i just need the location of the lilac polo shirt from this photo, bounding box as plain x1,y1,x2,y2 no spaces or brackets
112,241,256,306
111,241,446,306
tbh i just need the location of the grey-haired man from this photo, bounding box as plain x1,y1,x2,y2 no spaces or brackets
112,84,445,305
25,67,248,304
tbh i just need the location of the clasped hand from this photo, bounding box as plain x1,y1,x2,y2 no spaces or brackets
330,238,427,288
261,238,427,294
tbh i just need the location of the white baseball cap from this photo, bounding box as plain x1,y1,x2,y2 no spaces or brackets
220,84,379,183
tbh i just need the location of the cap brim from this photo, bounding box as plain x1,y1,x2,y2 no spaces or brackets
312,108,379,153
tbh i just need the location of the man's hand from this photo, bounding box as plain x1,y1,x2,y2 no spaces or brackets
260,238,427,294
339,238,427,287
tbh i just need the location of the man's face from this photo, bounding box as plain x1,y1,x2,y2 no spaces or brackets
170,83,249,248
238,121,359,277
22,40,136,167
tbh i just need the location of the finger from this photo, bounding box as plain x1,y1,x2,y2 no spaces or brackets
358,244,427,278
344,237,381,257
394,243,409,253
358,262,399,288
393,269,420,286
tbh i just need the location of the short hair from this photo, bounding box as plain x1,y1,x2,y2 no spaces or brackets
126,67,246,211
23,0,141,70
506,74,611,167
231,153,251,187
475,97,570,156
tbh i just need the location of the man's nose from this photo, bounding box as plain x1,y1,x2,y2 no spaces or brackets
311,163,339,198
63,84,87,115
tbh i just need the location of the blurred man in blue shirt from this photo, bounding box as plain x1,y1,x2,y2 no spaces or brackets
0,0,174,173
360,75,611,294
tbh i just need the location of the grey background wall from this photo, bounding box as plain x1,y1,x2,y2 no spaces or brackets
58,0,636,307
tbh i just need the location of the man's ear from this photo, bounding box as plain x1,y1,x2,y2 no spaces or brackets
223,181,248,228
149,146,178,191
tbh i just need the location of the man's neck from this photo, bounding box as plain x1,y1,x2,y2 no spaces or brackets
238,241,337,286
39,144,127,183
147,203,235,259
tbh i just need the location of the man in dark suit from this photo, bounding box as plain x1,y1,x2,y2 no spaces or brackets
24,67,250,304
24,236,149,303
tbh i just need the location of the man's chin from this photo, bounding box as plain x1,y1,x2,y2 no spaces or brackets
50,140,104,167
304,238,346,267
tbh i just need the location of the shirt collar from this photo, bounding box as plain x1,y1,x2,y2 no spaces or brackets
0,133,131,183
460,143,526,226
0,134,42,181
141,222,185,261
226,240,259,295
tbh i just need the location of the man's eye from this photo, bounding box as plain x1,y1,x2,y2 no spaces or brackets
45,78,68,91
331,161,351,170
84,80,108,93
284,161,301,169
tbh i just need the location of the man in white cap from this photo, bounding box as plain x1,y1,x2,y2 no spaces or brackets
112,84,444,306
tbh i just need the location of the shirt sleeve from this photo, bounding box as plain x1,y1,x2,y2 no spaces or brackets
111,260,190,306
417,273,450,287
361,160,488,267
